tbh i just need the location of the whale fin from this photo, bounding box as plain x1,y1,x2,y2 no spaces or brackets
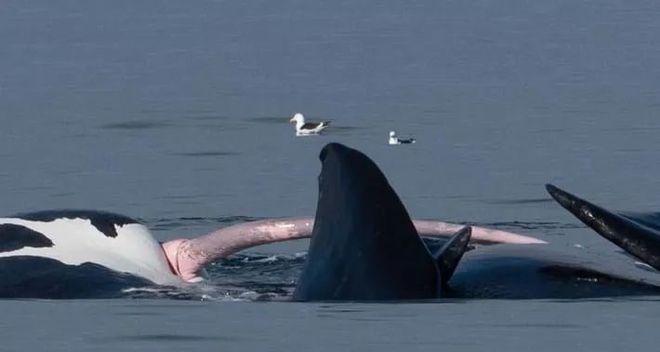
546,184,660,271
620,212,660,233
293,143,440,301
433,226,471,288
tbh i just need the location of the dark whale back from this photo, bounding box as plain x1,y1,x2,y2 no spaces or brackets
448,244,660,299
293,143,440,301
0,256,152,299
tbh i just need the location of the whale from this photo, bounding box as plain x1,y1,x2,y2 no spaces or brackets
0,181,538,299
293,143,471,300
0,212,533,298
0,210,179,298
446,243,660,299
546,184,660,272
6,143,653,300
292,143,660,301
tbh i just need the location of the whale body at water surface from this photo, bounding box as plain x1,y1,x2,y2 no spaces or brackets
2,143,659,300
0,210,179,298
0,210,537,298
293,143,660,301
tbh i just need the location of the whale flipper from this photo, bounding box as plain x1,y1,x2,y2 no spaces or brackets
433,226,471,288
293,143,440,301
546,184,660,271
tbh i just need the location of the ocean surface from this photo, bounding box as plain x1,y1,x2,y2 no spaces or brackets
1,0,660,350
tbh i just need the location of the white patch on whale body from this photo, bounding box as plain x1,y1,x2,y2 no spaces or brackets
0,217,181,285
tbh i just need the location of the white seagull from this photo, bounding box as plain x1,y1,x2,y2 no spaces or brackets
389,131,416,145
289,113,330,136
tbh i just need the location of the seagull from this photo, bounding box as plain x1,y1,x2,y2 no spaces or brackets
289,113,330,136
389,131,416,145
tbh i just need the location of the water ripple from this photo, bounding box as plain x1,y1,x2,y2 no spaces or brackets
173,151,240,157
100,121,172,130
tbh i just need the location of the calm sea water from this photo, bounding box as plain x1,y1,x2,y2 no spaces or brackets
1,0,660,350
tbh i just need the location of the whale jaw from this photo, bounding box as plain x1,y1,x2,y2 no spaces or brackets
293,143,470,301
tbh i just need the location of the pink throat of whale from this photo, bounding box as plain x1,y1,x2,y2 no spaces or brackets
160,217,546,282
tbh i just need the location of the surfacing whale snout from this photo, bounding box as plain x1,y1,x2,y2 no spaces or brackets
293,143,471,301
